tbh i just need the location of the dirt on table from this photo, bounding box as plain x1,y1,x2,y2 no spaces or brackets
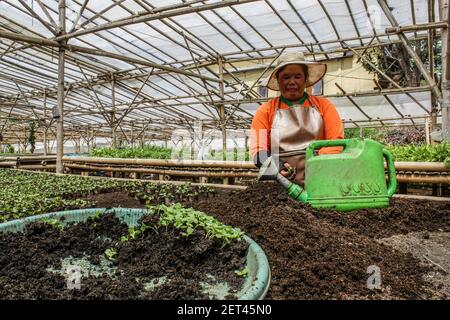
178,181,450,300
0,213,247,299
85,191,146,209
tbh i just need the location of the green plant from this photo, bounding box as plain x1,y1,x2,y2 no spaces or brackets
7,144,15,154
386,143,450,163
235,268,249,277
149,203,243,246
90,146,172,159
120,223,158,242
0,169,126,221
87,211,103,222
40,217,63,230
104,248,117,261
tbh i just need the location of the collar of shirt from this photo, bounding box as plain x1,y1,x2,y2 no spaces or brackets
280,92,309,107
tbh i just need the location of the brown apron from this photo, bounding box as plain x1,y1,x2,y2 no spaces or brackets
270,96,325,185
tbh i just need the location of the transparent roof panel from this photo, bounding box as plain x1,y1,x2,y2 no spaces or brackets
0,0,442,134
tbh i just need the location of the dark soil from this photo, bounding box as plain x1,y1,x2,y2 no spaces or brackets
0,213,247,299
178,181,450,300
2,183,448,300
312,198,449,239
85,191,146,209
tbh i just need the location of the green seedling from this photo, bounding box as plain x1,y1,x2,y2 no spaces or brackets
87,211,103,222
235,268,249,277
120,223,158,243
153,203,243,246
40,217,63,230
104,248,117,261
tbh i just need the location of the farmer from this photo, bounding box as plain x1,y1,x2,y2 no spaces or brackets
250,52,344,184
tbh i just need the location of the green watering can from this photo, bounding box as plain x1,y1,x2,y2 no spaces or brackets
259,139,397,211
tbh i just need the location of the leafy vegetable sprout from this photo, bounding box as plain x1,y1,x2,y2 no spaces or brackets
104,248,117,261
120,224,158,242
40,217,63,230
235,268,249,277
87,211,103,222
148,203,243,246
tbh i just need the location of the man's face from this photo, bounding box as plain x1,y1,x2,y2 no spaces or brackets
277,64,307,101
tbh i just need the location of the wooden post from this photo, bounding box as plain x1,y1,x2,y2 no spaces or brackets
74,137,80,153
43,89,48,156
111,73,117,148
441,0,450,141
56,0,66,173
429,0,438,131
244,134,249,160
378,0,441,99
425,117,432,144
218,55,227,160
130,121,134,148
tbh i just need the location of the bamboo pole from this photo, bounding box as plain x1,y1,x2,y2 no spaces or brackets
395,174,450,184
56,0,66,174
54,0,259,41
64,163,258,178
111,73,117,148
63,156,256,169
43,89,48,156
0,155,56,161
389,161,449,172
429,0,438,132
218,55,227,161
441,0,450,142
16,165,57,170
378,0,442,99
0,30,219,83
385,21,447,34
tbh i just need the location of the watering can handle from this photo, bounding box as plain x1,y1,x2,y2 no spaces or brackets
306,139,350,159
383,148,397,197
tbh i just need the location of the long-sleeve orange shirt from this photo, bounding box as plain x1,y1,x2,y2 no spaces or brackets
250,95,344,159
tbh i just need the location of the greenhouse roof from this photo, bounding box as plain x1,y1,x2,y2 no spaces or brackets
0,0,442,141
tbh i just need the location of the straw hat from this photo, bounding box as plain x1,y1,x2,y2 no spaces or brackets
262,52,327,91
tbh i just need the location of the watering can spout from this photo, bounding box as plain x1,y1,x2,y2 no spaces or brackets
258,157,308,203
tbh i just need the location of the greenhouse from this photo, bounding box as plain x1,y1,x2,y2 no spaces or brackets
0,0,448,302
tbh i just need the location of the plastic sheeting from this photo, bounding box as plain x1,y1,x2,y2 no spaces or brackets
0,0,441,129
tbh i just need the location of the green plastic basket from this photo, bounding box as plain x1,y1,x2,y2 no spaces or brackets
0,208,271,300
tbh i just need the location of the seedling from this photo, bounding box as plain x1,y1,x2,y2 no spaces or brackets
87,211,103,222
104,248,117,261
40,217,63,230
152,204,243,246
235,268,249,277
120,223,158,242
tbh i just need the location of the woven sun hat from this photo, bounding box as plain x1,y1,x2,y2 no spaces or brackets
262,52,327,91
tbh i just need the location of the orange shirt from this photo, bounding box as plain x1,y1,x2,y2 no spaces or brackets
250,95,344,158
